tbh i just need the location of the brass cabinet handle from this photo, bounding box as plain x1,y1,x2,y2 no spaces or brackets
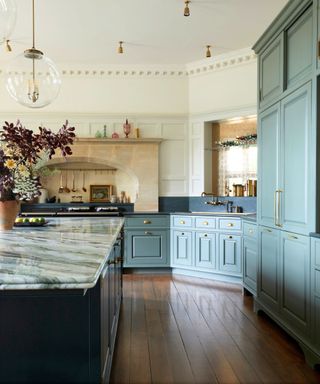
143,220,151,224
202,221,209,226
144,231,152,235
288,234,298,240
228,235,233,239
227,223,234,227
180,220,185,224
318,40,320,59
263,228,272,233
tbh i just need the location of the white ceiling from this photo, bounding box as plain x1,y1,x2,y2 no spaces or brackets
7,0,289,66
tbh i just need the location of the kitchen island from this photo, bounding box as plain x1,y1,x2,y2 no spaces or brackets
0,217,124,384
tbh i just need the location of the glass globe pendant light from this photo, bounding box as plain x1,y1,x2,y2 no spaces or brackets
5,0,61,108
0,0,17,45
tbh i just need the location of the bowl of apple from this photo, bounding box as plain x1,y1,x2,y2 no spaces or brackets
14,217,48,227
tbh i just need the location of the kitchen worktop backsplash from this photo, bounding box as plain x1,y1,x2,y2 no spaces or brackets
158,196,256,213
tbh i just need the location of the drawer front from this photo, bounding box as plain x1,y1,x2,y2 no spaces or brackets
218,218,241,231
172,216,193,228
243,222,257,238
195,217,216,229
125,215,169,228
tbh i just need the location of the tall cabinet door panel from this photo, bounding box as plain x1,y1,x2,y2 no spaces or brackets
280,83,311,234
258,103,280,228
258,226,281,314
219,234,241,275
286,6,313,89
195,232,216,270
280,232,310,336
172,230,192,267
259,34,283,107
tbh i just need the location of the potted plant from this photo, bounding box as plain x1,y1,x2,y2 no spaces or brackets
0,120,75,230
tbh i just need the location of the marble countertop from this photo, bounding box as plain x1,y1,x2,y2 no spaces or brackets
0,217,124,291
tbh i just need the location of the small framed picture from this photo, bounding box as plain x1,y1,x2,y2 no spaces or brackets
90,185,112,202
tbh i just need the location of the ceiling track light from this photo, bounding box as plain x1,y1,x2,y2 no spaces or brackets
184,1,190,17
5,0,61,108
206,45,211,58
118,41,124,54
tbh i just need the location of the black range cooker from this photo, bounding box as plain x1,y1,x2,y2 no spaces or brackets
19,203,134,217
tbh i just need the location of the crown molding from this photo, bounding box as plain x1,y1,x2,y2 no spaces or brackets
0,47,256,80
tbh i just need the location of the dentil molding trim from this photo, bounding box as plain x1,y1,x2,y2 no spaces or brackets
0,48,256,79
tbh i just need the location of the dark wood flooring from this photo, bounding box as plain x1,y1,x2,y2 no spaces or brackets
110,274,320,384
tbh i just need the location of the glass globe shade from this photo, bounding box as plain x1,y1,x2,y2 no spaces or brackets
5,50,61,108
0,0,17,44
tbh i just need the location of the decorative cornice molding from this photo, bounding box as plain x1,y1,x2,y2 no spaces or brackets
0,48,256,79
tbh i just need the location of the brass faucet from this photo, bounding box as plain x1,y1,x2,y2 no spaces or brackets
201,192,225,206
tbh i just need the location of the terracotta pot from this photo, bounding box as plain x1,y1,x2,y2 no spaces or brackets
0,200,20,231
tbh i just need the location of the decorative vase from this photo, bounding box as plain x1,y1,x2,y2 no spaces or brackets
123,119,131,138
0,200,20,230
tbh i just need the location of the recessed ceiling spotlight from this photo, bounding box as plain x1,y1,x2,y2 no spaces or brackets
118,41,124,54
206,45,211,58
184,1,190,17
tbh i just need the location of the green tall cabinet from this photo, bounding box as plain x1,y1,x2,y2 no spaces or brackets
253,0,318,367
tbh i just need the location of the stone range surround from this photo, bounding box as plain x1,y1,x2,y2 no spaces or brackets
47,139,161,212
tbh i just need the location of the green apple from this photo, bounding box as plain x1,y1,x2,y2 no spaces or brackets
39,217,46,223
22,218,29,223
29,218,37,223
15,217,24,223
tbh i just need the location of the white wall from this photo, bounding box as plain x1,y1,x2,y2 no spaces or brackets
0,49,258,198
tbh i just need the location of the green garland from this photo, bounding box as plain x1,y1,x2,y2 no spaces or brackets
216,134,257,148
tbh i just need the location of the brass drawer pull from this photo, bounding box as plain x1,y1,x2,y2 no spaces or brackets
227,223,234,227
143,220,151,224
264,228,272,233
202,221,209,226
180,220,185,224
144,231,152,235
288,234,298,240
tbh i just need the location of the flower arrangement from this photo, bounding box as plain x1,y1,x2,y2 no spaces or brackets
215,134,257,149
0,120,75,201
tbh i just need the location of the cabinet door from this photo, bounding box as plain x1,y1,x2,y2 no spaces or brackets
258,226,281,313
280,82,312,234
243,237,257,294
259,34,283,108
258,103,280,228
100,263,111,383
219,233,241,275
195,232,216,270
280,232,310,336
172,230,192,267
286,6,313,89
124,230,169,267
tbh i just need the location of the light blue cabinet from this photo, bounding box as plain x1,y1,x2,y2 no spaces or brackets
280,83,312,234
259,34,283,108
195,232,216,270
286,5,313,89
219,234,242,275
172,230,193,266
311,238,320,358
258,83,312,235
170,215,242,280
258,103,280,228
258,226,281,314
280,231,310,336
124,215,170,267
242,222,258,295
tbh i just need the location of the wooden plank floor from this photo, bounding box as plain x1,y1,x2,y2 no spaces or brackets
110,274,320,384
